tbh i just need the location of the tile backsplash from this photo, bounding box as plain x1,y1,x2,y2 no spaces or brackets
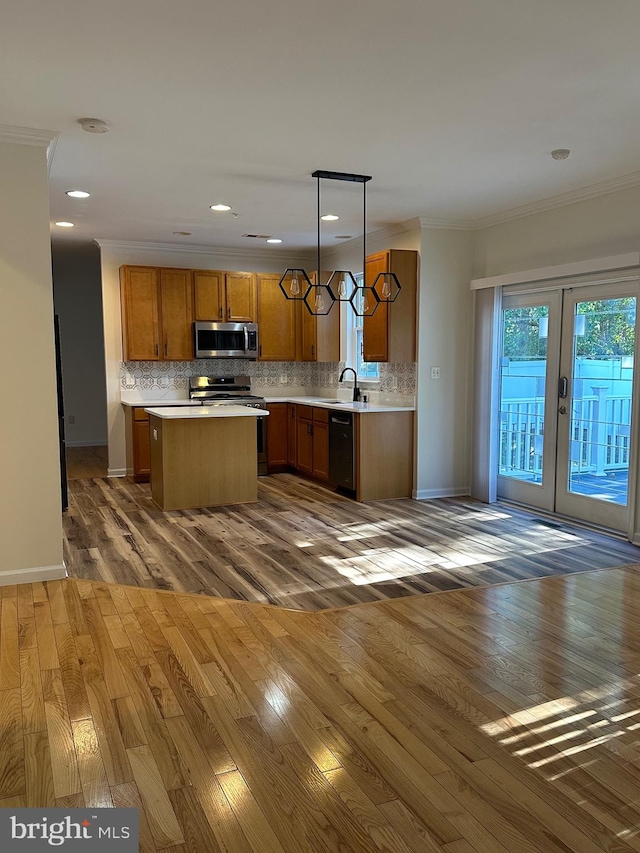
120,360,416,400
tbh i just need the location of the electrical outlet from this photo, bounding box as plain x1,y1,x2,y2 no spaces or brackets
388,376,398,390
279,374,287,384
431,366,441,380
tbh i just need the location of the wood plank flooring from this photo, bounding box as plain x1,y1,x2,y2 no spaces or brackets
63,473,640,610
66,445,108,480
3,568,640,851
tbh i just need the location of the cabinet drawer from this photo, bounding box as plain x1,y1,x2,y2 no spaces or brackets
297,405,313,420
133,408,149,422
312,407,329,424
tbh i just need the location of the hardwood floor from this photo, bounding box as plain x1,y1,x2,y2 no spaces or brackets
3,567,640,851
66,445,108,479
63,472,640,610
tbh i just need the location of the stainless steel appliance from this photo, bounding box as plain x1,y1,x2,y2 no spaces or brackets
328,411,355,493
194,321,258,359
189,376,268,475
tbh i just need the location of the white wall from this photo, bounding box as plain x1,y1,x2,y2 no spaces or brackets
414,228,475,498
98,242,312,475
0,140,64,582
52,241,107,446
474,184,640,278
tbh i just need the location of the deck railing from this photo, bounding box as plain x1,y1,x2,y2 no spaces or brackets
499,393,631,478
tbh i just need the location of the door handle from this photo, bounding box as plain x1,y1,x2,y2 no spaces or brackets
558,405,567,415
558,376,568,398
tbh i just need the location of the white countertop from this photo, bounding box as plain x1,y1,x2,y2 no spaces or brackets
122,397,199,408
263,396,415,413
145,405,268,419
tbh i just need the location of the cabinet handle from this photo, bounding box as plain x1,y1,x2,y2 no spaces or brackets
164,342,168,357
219,306,222,319
227,306,231,319
155,343,159,356
259,344,262,357
311,345,315,358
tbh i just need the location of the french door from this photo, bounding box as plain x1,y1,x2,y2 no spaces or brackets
497,282,638,532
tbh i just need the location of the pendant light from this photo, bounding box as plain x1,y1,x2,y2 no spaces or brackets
278,170,401,316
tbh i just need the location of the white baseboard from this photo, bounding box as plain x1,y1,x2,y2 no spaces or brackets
0,563,67,587
108,468,127,478
413,487,471,500
66,440,108,448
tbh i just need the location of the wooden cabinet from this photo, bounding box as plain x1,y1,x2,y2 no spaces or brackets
296,406,313,475
120,265,194,361
287,403,297,466
293,405,329,481
311,408,329,481
120,267,161,360
296,272,341,362
363,249,418,363
160,269,194,359
256,274,296,360
265,402,289,471
132,408,151,481
193,271,256,322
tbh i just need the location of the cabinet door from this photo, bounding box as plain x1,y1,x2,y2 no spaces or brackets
287,404,297,466
257,275,296,360
121,267,160,360
225,273,256,322
265,403,288,469
160,269,194,360
133,415,151,480
296,418,313,474
299,302,317,361
193,271,224,320
363,252,389,362
312,420,329,481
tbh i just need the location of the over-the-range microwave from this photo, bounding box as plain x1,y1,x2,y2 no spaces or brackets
194,321,259,359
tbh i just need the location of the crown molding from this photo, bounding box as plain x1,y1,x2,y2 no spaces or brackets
94,238,313,264
0,124,60,177
475,169,640,229
418,215,475,231
321,218,422,260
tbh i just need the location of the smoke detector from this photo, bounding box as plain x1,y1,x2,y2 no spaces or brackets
551,149,570,160
79,118,110,134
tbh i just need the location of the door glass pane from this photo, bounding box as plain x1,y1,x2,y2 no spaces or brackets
499,305,549,483
567,297,635,505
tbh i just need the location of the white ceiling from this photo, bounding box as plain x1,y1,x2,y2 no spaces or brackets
3,0,640,249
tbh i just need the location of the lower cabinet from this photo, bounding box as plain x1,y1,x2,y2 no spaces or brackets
131,408,151,481
266,401,414,500
264,403,289,471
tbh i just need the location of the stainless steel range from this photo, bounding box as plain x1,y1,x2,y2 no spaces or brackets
189,376,268,475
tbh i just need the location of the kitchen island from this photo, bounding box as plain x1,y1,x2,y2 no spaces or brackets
144,405,268,510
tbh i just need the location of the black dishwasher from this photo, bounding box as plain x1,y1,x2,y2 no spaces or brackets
329,412,355,492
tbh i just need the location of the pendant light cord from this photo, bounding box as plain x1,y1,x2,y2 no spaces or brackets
363,180,366,290
317,174,321,288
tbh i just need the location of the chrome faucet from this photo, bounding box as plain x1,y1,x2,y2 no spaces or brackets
339,367,360,402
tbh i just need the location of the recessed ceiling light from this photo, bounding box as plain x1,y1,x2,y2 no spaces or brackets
173,231,192,236
210,204,232,211
54,221,75,227
551,149,571,160
266,238,282,244
66,190,90,198
321,214,339,221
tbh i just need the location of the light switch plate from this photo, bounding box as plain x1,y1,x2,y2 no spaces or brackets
431,366,441,380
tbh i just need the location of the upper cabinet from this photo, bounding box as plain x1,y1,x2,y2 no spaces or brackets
193,270,256,322
256,274,296,360
297,272,340,362
120,265,193,361
363,249,418,362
